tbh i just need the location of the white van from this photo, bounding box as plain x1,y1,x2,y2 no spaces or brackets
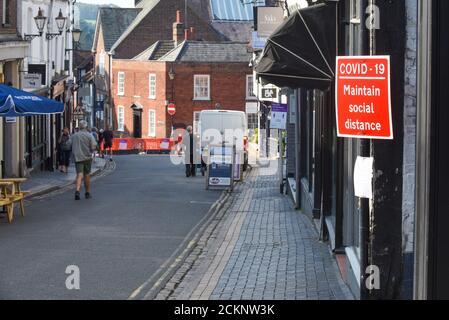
199,110,249,170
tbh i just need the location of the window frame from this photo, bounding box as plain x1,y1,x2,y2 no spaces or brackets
99,53,105,76
246,74,256,100
148,109,156,137
117,71,125,96
118,105,125,131
193,74,210,101
149,73,157,100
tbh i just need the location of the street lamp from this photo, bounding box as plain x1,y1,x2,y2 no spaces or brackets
46,9,67,40
24,7,67,41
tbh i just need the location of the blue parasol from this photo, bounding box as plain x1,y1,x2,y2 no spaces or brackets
0,84,64,117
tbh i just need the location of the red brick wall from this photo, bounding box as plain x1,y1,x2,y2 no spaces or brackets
169,62,252,130
0,0,17,33
114,0,224,59
112,60,168,138
111,60,252,139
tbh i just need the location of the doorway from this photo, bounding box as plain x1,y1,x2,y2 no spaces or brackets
132,106,142,138
427,0,449,300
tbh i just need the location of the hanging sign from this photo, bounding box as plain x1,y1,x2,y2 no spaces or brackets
336,56,393,140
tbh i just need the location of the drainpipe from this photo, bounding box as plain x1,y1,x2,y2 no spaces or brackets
294,88,301,209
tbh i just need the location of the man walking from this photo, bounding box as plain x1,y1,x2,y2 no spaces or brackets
71,120,97,200
103,125,114,161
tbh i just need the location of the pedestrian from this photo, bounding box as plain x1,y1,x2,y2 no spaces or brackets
70,120,98,200
91,127,99,157
184,126,196,177
58,127,72,173
98,129,105,158
102,125,114,161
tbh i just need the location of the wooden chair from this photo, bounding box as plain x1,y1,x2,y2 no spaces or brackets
0,181,15,223
0,178,28,223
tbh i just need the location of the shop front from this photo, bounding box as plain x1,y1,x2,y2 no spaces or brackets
415,0,449,300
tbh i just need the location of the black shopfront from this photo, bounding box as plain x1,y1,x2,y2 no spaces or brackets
256,0,408,299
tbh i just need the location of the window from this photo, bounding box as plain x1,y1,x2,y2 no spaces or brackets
148,110,156,137
2,0,10,25
149,74,156,99
194,75,210,100
118,106,125,131
246,75,256,100
193,111,201,135
99,53,105,76
117,72,125,96
247,113,258,130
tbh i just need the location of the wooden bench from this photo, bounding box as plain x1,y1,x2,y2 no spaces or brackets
0,178,29,224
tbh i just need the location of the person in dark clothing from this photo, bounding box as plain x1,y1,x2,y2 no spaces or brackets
58,127,71,173
185,126,196,177
102,126,114,161
98,129,104,158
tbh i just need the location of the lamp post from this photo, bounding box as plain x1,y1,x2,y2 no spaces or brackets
168,66,176,134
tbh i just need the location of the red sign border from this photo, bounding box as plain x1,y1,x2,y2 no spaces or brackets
335,55,393,140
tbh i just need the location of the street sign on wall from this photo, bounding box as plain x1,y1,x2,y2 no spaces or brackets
336,56,393,140
21,73,41,89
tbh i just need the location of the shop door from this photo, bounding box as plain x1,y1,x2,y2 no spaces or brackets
429,0,449,300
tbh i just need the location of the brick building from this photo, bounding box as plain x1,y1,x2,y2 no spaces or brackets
112,36,254,138
92,0,257,134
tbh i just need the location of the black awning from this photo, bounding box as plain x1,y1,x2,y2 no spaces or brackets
255,2,338,90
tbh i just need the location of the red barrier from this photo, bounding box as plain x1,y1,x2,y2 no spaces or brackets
111,138,176,152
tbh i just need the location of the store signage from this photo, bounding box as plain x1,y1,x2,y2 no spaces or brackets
257,7,284,38
270,103,288,130
336,56,393,139
289,94,297,124
261,88,278,100
5,117,16,123
22,73,41,89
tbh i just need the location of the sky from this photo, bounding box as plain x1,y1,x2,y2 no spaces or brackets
78,0,135,7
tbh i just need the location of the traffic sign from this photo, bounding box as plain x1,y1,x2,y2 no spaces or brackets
336,56,393,140
167,103,176,116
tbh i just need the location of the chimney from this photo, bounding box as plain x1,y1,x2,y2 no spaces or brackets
190,27,196,41
184,29,190,41
173,10,184,46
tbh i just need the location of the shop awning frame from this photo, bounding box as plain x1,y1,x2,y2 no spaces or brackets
255,2,338,90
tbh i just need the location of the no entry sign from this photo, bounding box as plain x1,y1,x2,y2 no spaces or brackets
167,103,176,116
336,56,393,140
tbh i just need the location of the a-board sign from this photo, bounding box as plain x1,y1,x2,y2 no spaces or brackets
208,145,233,188
336,56,393,140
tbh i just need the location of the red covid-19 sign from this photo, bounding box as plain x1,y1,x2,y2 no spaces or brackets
336,56,393,140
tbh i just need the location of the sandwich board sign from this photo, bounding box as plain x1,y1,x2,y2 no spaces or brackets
336,56,393,140
207,145,234,190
